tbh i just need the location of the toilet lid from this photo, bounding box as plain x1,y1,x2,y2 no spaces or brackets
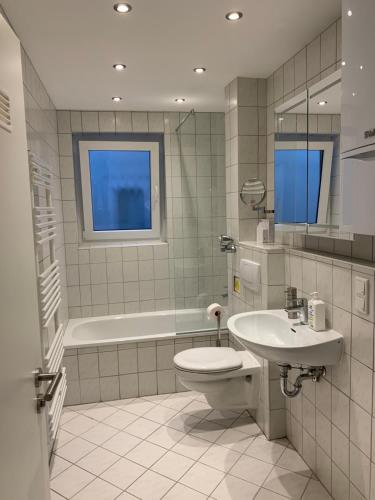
174,347,243,373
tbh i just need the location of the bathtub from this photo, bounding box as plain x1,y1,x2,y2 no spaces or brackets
64,308,227,348
63,308,229,406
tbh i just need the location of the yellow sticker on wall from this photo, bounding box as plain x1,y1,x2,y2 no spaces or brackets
233,275,241,294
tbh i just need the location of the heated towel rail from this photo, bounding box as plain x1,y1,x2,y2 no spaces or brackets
29,152,66,444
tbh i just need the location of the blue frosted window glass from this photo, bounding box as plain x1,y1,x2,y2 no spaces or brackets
275,150,322,224
89,150,151,231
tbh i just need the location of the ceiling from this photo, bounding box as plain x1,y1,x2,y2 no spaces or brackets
1,0,341,111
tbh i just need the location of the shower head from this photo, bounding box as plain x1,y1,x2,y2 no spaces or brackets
175,109,195,133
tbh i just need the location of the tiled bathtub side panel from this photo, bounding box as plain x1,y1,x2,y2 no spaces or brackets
63,333,229,406
284,248,375,500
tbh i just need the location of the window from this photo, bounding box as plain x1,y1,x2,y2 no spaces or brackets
274,141,333,225
78,139,161,240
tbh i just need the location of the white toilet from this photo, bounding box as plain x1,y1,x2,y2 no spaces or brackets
174,347,260,410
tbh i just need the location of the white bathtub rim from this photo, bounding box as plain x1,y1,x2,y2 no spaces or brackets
64,308,227,349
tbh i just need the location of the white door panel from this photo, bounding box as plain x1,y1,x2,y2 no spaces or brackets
0,13,50,500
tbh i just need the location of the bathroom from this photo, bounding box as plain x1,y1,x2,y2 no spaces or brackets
0,0,374,498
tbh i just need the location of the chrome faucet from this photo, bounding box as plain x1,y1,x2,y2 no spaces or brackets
218,235,236,253
284,286,308,325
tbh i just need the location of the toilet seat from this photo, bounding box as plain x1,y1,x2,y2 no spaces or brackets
174,347,243,374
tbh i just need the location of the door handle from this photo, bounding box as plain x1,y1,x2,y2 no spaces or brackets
34,367,62,413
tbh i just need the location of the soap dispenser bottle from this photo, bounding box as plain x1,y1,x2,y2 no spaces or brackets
308,292,326,331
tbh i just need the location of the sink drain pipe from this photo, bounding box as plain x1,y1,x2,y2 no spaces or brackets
279,364,326,398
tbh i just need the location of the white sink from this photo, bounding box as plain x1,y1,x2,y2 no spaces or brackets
227,310,343,366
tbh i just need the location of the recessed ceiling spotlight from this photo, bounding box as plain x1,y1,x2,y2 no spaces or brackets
352,92,357,97
114,3,132,13
347,9,353,16
318,100,328,106
174,98,186,103
194,67,206,74
113,64,126,71
341,61,346,66
112,96,123,102
360,65,364,70
225,11,243,21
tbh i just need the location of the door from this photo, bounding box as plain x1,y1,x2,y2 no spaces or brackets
0,13,50,500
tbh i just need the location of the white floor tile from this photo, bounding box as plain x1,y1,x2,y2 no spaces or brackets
166,412,202,432
56,394,331,500
277,448,312,478
181,400,212,419
199,444,241,472
100,457,146,490
55,429,76,449
116,493,139,499
50,455,71,479
231,416,262,436
211,474,260,500
141,393,171,403
216,428,255,453
160,395,194,411
146,424,185,449
55,437,96,463
189,419,226,443
102,409,138,430
127,470,175,500
230,455,273,486
107,398,135,409
50,491,66,500
302,479,332,499
60,409,78,425
125,440,167,467
80,404,118,422
101,431,141,456
81,422,118,445
125,417,160,439
50,465,95,498
62,414,97,436
171,434,212,460
143,404,178,424
151,450,194,480
255,489,290,499
123,400,156,416
163,483,207,500
76,447,120,475
205,409,240,427
180,462,225,495
246,436,286,464
262,466,310,499
71,477,121,500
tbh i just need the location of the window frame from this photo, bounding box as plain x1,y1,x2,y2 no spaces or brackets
78,139,161,241
275,140,333,224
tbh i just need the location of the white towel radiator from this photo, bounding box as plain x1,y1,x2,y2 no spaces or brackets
29,152,66,446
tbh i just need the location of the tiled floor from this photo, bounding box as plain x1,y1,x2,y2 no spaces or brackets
51,392,333,500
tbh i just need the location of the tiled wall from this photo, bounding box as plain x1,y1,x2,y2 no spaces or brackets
224,77,267,242
284,247,375,500
56,111,227,319
21,48,68,353
226,241,286,440
63,333,229,406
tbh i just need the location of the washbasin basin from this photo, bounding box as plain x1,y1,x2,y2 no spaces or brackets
227,310,343,366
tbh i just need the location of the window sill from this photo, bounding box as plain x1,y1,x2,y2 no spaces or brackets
78,240,167,250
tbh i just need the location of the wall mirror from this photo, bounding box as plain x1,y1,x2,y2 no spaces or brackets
274,89,308,233
273,69,352,239
240,178,266,209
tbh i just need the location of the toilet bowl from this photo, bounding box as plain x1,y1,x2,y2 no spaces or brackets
174,347,260,410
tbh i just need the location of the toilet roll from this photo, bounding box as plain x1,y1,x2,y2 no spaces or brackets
207,303,224,320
